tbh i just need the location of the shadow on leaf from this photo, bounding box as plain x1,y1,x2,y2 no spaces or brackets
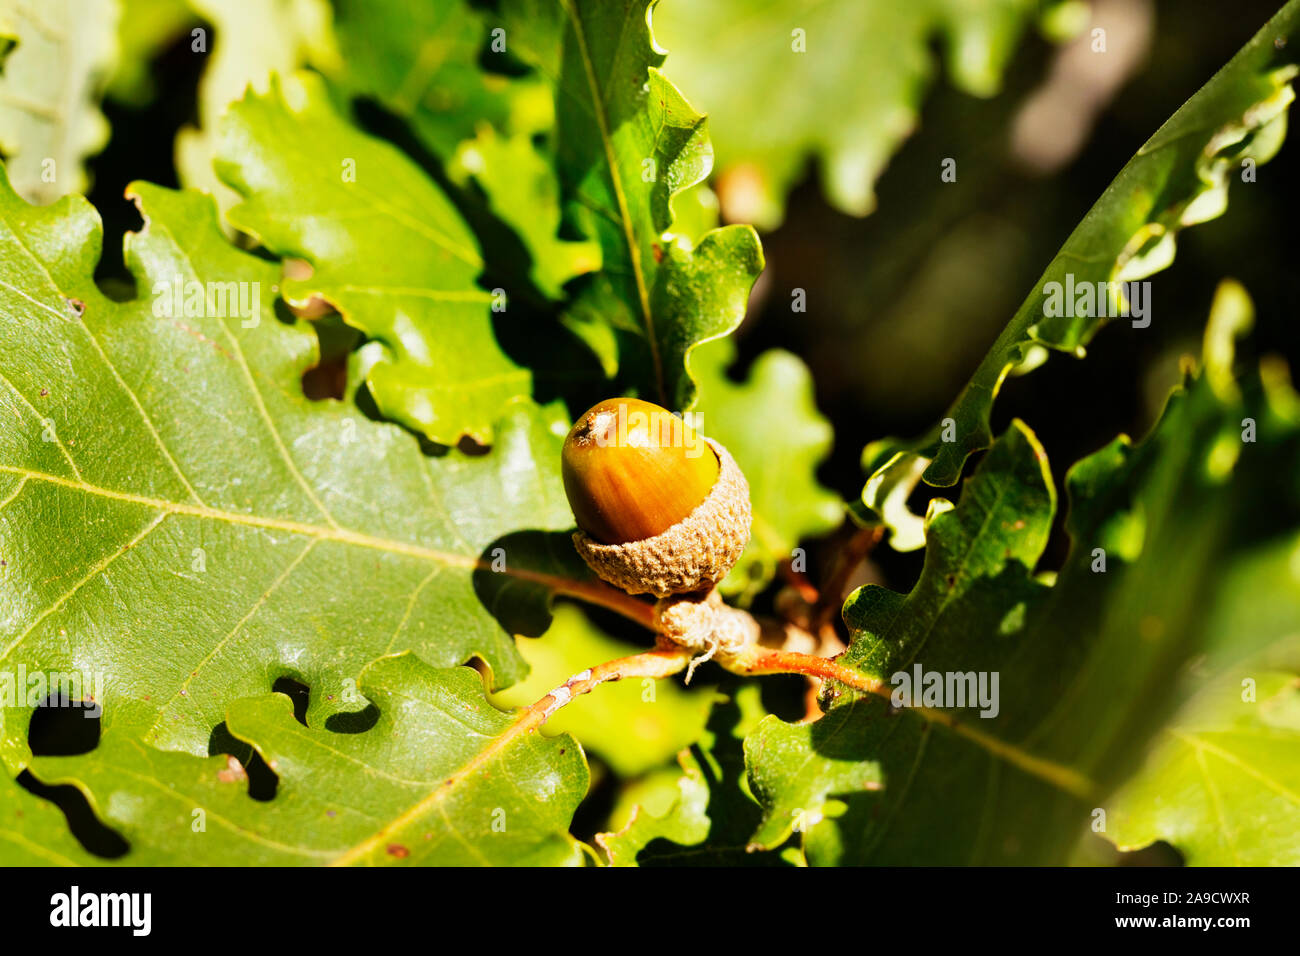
474,529,589,639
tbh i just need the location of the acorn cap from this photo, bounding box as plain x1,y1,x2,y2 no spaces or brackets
573,438,751,597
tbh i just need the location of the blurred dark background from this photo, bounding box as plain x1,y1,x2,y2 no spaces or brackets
734,1,1299,473
726,0,1300,583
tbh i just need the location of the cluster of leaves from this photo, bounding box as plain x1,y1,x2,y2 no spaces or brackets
0,0,837,866
615,282,1300,864
0,0,1296,866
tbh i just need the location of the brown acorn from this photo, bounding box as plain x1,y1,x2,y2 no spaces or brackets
562,398,718,543
562,398,752,597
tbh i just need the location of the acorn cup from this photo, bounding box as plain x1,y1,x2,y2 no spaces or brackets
561,398,752,598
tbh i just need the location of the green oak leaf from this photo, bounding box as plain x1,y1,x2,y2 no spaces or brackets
598,753,711,866
305,0,557,166
746,423,1064,864
175,0,337,216
598,684,791,866
495,0,765,410
861,0,1300,547
0,168,607,781
1105,665,1300,866
21,654,589,865
692,336,842,601
745,291,1300,863
1102,524,1300,865
0,773,105,865
603,764,694,835
744,704,883,851
654,0,1073,228
0,0,119,204
847,423,1054,681
489,604,711,778
325,0,585,305
216,72,532,446
449,127,601,301
327,0,544,161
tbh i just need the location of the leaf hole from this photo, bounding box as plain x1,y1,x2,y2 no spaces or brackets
15,770,129,859
1117,839,1184,867
300,313,359,401
28,692,102,757
207,722,278,802
272,676,311,727
457,435,491,456
301,356,348,400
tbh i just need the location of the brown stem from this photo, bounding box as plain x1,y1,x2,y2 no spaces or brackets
516,585,1098,801
724,644,883,692
811,524,883,631
525,640,691,722
779,561,820,604
518,573,657,629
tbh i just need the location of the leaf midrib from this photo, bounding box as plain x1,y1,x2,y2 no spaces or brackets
0,464,599,642
559,0,664,402
1,463,481,569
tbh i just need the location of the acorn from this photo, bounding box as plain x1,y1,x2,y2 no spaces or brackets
562,398,752,598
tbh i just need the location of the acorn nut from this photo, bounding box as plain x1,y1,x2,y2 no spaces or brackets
562,398,752,598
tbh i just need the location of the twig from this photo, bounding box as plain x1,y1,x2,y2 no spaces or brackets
810,524,883,631
522,591,1097,801
723,643,884,693
525,640,692,722
517,572,657,629
779,560,820,604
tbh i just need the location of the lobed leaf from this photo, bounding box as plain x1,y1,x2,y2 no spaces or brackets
0,0,119,204
175,0,337,216
0,168,598,779
0,156,638,862
494,0,765,410
744,288,1300,863
217,72,531,446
